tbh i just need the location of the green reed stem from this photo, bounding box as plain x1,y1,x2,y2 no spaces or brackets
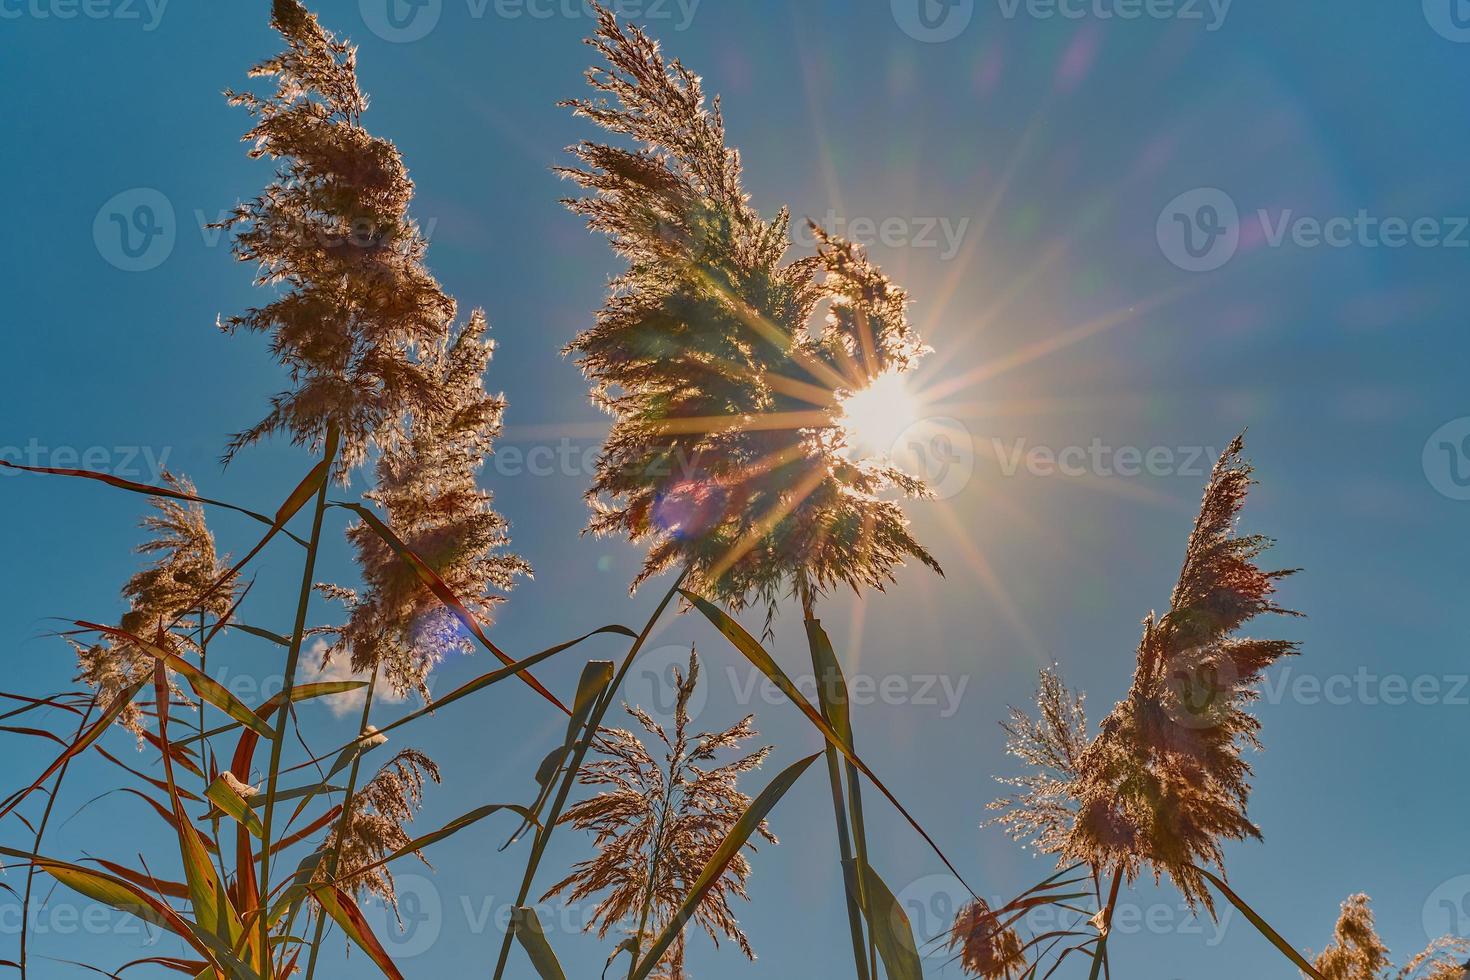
798,576,871,980
492,569,688,980
302,667,381,980
257,425,339,967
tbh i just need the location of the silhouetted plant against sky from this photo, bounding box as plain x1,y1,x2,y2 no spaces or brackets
218,0,454,476
561,4,939,613
317,748,441,918
546,649,773,977
950,897,1027,980
1309,895,1469,980
971,436,1303,975
74,472,237,736
322,310,530,701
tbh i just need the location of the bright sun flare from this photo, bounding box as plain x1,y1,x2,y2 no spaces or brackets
836,369,925,460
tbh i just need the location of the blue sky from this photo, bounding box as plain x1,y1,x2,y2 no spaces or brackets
3,1,1470,977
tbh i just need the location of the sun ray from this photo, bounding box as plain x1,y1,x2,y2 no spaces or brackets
931,502,1047,661
921,280,1201,404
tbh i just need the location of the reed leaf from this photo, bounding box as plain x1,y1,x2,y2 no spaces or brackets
512,907,569,980
629,752,821,980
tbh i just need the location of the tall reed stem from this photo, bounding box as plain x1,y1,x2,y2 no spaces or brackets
302,667,380,980
1087,865,1125,980
797,575,872,980
625,698,686,980
257,426,339,965
492,569,688,980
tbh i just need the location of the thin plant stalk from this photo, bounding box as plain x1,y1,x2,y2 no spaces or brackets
624,735,678,980
492,684,613,979
302,668,381,980
257,425,340,964
492,569,688,980
19,697,97,980
199,609,232,893
1087,866,1124,980
798,575,872,980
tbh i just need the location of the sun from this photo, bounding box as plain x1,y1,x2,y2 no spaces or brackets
836,368,925,461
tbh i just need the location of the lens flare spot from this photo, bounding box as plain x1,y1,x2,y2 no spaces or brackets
653,480,727,539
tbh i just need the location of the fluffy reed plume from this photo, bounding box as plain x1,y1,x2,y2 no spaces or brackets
318,748,440,916
1309,895,1469,980
321,311,529,700
217,0,455,475
982,664,1092,883
560,4,938,611
984,436,1300,924
949,898,1027,980
74,472,236,733
545,649,773,976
